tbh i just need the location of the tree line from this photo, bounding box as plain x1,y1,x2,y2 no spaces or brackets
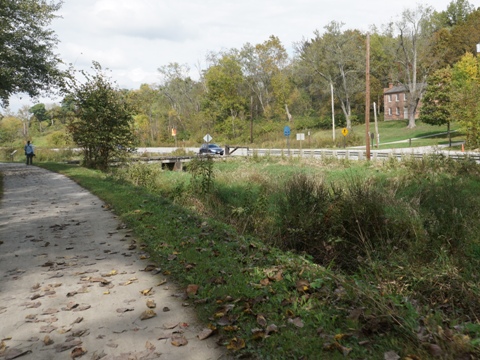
1,0,480,168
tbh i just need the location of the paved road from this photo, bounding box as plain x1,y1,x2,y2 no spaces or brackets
0,163,228,360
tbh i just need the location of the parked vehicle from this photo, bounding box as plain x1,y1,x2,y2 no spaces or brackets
199,143,224,155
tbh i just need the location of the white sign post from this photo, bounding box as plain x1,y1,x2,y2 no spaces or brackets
203,134,212,143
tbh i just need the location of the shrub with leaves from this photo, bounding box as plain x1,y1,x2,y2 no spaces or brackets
67,62,136,170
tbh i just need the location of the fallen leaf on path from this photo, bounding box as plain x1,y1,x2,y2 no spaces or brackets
140,310,157,320
90,350,106,360
42,308,59,315
197,328,215,340
70,347,86,359
163,322,178,330
25,302,41,309
4,349,32,360
55,340,82,353
171,335,188,347
72,305,91,312
116,308,134,313
71,317,83,325
40,325,57,333
146,299,156,309
145,341,155,351
140,288,153,296
43,336,54,345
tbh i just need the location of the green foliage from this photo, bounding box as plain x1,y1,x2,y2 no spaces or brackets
187,156,215,195
419,68,453,126
46,130,73,147
67,62,137,169
0,0,65,108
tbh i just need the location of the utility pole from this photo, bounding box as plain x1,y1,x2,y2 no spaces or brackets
250,96,253,143
365,33,371,160
331,82,335,143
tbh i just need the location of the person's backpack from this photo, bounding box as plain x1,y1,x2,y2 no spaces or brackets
25,144,33,155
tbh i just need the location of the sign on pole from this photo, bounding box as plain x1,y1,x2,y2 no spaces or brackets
203,134,212,143
341,128,348,137
283,126,291,137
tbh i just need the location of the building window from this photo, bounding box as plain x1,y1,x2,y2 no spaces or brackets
388,108,392,115
396,107,400,115
404,94,407,101
395,94,399,101
388,95,392,102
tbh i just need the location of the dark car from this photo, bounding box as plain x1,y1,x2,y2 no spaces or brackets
199,143,224,155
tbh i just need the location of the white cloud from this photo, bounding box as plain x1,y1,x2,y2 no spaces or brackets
5,0,456,113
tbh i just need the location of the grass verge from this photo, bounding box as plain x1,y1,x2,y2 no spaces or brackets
37,161,480,359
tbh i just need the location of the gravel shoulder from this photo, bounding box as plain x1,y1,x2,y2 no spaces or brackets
0,163,227,360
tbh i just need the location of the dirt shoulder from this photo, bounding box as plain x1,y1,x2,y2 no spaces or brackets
0,163,227,360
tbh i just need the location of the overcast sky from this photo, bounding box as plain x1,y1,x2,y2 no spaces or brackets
7,0,462,113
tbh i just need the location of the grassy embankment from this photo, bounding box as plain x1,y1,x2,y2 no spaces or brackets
35,151,480,360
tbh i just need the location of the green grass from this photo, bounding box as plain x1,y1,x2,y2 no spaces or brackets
33,157,480,360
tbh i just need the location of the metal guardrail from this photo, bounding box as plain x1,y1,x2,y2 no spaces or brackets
244,148,480,163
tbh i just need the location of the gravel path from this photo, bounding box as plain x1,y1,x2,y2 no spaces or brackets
0,163,228,360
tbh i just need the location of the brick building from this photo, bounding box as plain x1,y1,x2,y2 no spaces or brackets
383,83,422,121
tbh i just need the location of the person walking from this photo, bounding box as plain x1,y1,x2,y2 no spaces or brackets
24,140,35,165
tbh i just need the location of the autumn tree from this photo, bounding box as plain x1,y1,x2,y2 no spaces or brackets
67,62,136,170
297,22,365,129
239,36,290,120
157,63,203,137
419,67,454,144
0,0,65,108
450,53,480,148
388,4,439,128
202,54,247,138
128,84,166,145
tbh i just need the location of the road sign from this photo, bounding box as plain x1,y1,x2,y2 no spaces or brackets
172,128,177,136
203,134,212,143
296,133,305,141
342,128,348,137
284,126,291,137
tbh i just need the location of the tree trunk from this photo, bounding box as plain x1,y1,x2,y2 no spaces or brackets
285,104,292,122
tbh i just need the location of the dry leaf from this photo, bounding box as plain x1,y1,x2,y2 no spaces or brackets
256,314,267,327
4,349,32,360
140,310,157,320
55,340,82,353
266,324,278,335
226,337,245,351
70,347,86,358
197,328,214,340
288,317,304,328
384,350,401,360
146,299,156,309
427,344,443,357
296,279,310,292
186,284,199,296
163,322,178,330
145,341,155,351
40,325,57,333
116,308,134,313
140,288,153,296
171,335,188,347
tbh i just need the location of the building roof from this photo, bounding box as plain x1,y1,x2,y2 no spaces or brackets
384,85,407,94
